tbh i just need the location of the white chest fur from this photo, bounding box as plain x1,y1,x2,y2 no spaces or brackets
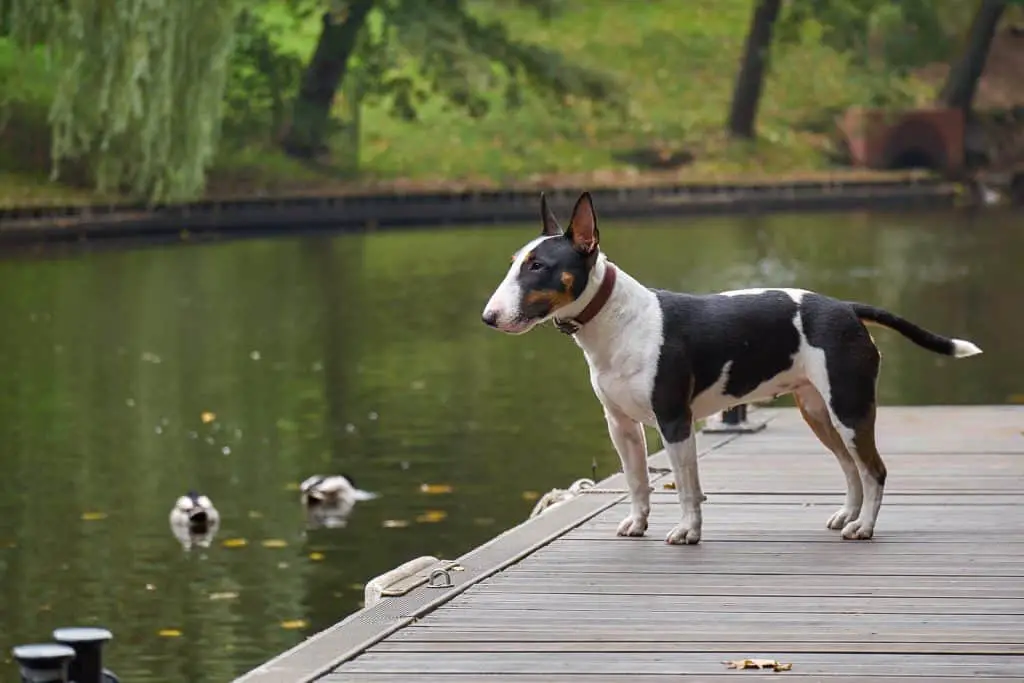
573,266,664,427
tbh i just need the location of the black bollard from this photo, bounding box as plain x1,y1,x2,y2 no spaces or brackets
52,628,119,683
11,643,76,683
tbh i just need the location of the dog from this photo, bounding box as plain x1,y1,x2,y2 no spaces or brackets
481,192,983,544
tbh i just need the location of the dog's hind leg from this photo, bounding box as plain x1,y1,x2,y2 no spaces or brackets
805,333,885,540
604,407,651,537
794,386,863,530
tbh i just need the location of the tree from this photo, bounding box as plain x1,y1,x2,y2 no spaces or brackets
938,0,1008,112
727,0,782,139
283,1,375,158
3,0,239,203
281,0,618,160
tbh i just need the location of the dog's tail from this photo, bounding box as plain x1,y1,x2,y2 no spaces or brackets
848,302,983,358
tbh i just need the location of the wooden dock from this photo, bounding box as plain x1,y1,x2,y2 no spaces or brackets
237,405,1024,682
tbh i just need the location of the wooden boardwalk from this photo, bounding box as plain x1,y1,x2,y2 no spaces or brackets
238,405,1024,682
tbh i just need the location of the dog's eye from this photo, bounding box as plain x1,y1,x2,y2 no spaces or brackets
529,261,545,271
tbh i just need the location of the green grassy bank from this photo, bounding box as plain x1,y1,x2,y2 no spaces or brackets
0,1,981,208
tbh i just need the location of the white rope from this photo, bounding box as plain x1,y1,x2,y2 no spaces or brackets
528,478,596,519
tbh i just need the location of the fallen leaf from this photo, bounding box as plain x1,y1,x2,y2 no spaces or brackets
261,539,288,548
723,659,792,672
663,482,677,490
200,411,216,423
521,491,540,501
1007,393,1024,404
280,619,307,630
81,511,108,521
309,552,325,561
158,629,183,638
382,519,410,529
222,538,248,548
419,483,453,495
208,592,239,601
416,510,447,523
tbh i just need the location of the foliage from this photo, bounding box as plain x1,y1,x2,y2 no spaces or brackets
2,0,239,203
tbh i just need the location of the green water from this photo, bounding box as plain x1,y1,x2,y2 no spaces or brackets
0,209,1020,681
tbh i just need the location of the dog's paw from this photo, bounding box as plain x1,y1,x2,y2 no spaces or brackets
616,514,648,537
826,506,860,530
665,520,701,545
841,518,874,540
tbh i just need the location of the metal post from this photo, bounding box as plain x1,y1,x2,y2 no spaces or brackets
52,628,120,683
701,403,768,434
11,643,76,683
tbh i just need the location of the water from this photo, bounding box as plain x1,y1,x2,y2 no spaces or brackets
0,209,1020,681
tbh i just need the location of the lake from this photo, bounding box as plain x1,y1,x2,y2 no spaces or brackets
0,208,1020,681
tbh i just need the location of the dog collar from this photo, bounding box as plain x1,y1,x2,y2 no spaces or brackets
554,263,617,335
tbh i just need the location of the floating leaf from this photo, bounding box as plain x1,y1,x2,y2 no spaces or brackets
200,411,216,424
521,491,540,501
208,592,239,601
280,619,307,630
419,483,453,495
222,538,248,548
81,511,108,521
309,552,325,561
158,629,182,638
382,519,410,529
416,510,448,524
723,659,792,672
261,539,288,548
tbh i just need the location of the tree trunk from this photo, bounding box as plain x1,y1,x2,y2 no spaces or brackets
282,0,375,159
726,0,782,139
938,0,1007,112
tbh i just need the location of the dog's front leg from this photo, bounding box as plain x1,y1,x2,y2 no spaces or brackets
660,418,703,545
604,408,651,537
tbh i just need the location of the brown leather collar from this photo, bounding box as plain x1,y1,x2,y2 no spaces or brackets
554,263,617,335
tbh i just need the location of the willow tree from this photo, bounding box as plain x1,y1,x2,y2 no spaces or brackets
4,0,239,203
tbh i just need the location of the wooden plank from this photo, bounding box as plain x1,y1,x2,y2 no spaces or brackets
446,593,1024,615
336,652,1024,676
323,676,1005,683
372,640,1024,655
323,675,1003,683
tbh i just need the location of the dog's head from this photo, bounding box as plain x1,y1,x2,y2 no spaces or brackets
481,192,601,334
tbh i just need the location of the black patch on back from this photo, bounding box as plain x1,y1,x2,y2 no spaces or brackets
517,236,592,320
651,290,802,443
799,293,879,429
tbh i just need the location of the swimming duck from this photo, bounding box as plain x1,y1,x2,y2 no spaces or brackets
300,475,377,530
299,474,377,507
169,491,221,550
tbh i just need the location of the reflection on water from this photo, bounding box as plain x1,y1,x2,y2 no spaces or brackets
0,209,1020,681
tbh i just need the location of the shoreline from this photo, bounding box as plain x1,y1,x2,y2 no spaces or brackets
0,173,963,247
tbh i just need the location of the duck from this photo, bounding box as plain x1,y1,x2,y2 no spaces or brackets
169,490,221,550
300,475,378,530
299,474,378,507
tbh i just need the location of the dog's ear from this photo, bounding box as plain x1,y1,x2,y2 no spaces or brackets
566,192,599,254
540,193,561,237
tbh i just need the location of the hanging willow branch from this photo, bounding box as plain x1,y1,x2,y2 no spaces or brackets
5,0,238,203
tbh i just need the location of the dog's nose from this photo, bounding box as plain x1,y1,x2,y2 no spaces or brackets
481,310,499,327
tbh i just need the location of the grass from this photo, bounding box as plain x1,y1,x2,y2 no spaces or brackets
0,0,949,208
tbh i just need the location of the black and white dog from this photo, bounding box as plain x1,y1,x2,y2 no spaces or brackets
481,193,982,545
